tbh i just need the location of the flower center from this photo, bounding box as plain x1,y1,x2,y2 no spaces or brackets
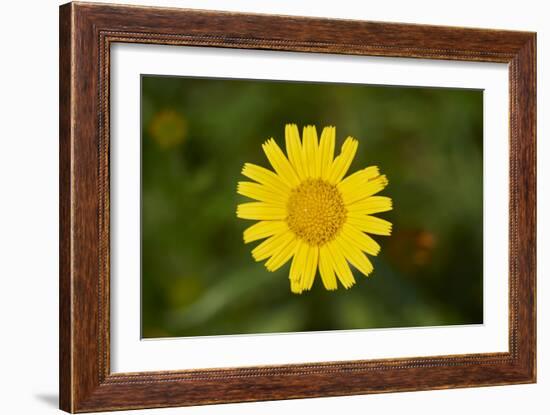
286,179,347,246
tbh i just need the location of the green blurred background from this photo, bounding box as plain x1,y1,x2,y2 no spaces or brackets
141,75,483,338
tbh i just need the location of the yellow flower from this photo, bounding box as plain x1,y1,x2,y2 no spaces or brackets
237,124,392,294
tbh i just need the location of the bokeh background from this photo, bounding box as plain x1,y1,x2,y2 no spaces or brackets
141,75,483,338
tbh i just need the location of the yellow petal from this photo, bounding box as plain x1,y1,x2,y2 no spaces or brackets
236,202,286,220
319,245,338,290
319,126,336,180
303,125,320,178
338,166,379,192
313,129,322,178
301,245,319,291
262,139,300,187
252,230,294,262
327,137,358,184
289,240,307,281
237,181,287,205
326,241,356,289
347,196,393,214
341,175,389,205
285,124,307,180
341,222,381,255
243,220,287,243
346,214,393,236
298,243,312,291
241,163,290,195
290,279,302,294
289,240,308,294
265,236,298,272
334,235,373,277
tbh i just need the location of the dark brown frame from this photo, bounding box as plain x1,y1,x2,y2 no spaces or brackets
59,1,536,412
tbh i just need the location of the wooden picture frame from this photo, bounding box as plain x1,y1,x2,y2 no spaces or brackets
59,2,536,412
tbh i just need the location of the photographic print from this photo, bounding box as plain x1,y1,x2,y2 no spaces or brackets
141,76,483,338
59,4,536,410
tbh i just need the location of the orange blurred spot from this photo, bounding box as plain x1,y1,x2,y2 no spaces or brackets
148,109,187,149
416,230,436,249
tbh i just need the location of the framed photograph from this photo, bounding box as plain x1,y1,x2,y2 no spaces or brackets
59,2,536,412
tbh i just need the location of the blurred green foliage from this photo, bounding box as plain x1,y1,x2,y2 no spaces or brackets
141,75,483,338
